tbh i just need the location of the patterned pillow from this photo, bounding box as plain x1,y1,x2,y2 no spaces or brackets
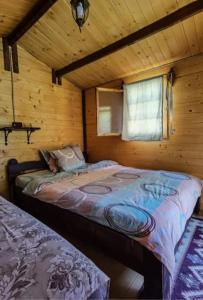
70,144,85,163
50,145,85,172
40,150,58,173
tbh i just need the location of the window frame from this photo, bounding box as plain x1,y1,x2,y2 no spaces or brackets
96,87,123,136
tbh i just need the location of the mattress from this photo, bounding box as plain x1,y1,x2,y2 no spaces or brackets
0,196,110,300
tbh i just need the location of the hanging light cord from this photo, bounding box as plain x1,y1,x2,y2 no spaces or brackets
9,47,16,123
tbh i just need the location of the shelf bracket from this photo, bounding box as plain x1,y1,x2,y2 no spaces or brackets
3,129,12,146
26,129,35,144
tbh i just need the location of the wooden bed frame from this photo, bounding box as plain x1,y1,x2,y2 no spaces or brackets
7,158,201,300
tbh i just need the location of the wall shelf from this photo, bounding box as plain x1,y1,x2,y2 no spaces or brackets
0,127,41,145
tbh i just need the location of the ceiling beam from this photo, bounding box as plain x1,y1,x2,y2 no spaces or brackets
7,0,58,45
56,0,203,77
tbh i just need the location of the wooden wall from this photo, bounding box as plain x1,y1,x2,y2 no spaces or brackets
0,39,83,196
85,54,203,208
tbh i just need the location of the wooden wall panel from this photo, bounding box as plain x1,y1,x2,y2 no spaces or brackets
85,54,203,208
1,0,202,88
0,39,82,196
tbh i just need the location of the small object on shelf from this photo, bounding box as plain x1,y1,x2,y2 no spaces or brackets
12,122,22,128
0,126,41,146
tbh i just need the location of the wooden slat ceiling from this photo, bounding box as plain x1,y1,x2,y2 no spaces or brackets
0,0,39,35
0,0,203,88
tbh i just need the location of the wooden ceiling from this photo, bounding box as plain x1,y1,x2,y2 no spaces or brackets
0,0,39,35
0,0,203,88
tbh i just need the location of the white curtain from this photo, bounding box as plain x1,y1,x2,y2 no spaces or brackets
122,76,163,141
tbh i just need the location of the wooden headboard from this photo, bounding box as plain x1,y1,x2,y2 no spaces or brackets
7,159,47,202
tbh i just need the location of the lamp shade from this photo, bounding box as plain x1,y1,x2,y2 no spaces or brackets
70,0,90,31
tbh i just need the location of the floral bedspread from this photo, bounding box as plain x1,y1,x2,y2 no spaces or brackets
0,196,110,300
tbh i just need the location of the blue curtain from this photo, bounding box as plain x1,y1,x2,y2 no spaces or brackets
122,76,163,141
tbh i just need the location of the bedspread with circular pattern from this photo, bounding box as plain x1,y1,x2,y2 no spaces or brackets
22,160,202,282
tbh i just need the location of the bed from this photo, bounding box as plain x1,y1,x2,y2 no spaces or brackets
0,195,110,300
7,158,202,299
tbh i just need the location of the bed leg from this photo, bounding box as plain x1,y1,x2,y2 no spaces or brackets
141,248,163,299
194,197,200,215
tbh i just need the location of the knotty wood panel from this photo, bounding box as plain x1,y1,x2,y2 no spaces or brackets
0,0,39,36
66,9,203,89
1,0,201,88
85,54,203,208
0,39,82,196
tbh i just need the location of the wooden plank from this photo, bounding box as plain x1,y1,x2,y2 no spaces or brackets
97,87,123,93
0,42,82,197
56,0,203,76
0,1,39,36
82,90,87,157
52,69,62,85
52,69,57,84
2,37,10,71
2,0,200,88
194,12,203,52
7,0,58,45
11,43,19,73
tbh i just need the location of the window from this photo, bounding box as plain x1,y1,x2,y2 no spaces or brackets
98,106,112,134
97,88,123,136
122,76,163,141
